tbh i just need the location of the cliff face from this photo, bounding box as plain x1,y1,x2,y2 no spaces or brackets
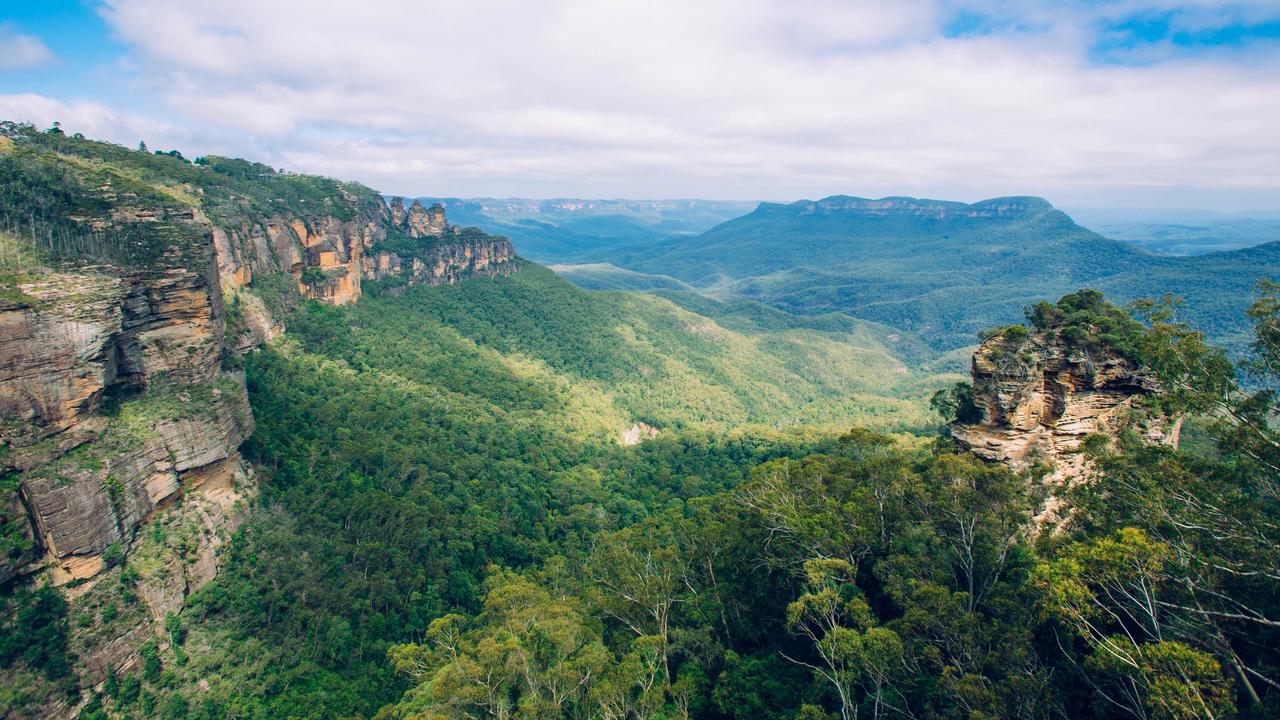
213,199,516,305
361,200,517,290
0,257,247,568
0,243,257,715
212,211,386,306
0,129,521,717
950,326,1178,492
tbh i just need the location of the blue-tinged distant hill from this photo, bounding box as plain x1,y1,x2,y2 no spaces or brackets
414,197,757,261
593,195,1278,351
1067,206,1280,255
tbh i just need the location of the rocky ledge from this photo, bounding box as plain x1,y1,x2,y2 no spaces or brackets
360,200,517,291
0,249,256,717
950,322,1179,503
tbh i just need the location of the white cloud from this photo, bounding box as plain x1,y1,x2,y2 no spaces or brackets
24,1,1280,205
0,24,55,70
0,93,176,146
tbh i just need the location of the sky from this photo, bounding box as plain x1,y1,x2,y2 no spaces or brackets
1,0,1279,209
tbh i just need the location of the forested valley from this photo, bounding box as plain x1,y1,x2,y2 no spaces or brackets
1,124,1278,720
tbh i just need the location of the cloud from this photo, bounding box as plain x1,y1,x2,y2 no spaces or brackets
25,1,1280,204
0,24,55,70
0,93,175,145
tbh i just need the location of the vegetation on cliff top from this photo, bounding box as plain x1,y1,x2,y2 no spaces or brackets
3,124,1278,720
0,121,381,270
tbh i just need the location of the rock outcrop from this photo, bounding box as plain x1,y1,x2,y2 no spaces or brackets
950,325,1178,492
0,250,260,717
212,198,516,305
405,198,449,237
1,251,255,581
618,422,660,447
359,199,517,290
0,130,521,717
211,210,384,306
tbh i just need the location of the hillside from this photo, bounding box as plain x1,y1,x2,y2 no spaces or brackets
598,195,1277,351
365,263,942,431
0,125,948,718
1,124,1278,720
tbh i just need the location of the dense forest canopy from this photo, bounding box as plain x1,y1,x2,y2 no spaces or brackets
0,124,1277,720
46,276,1275,720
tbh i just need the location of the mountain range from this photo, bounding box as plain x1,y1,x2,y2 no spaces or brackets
415,197,757,261
3,124,1279,720
558,195,1278,351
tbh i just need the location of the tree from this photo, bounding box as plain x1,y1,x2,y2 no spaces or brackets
1033,528,1234,719
930,382,982,425
917,453,1032,614
586,520,692,684
785,559,909,720
385,571,609,720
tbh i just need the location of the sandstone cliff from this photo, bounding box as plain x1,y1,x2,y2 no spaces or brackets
0,246,256,716
213,198,516,304
0,127,521,717
950,318,1179,504
360,199,517,291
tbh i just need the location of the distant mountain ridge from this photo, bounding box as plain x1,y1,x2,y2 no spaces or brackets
415,196,758,260
1065,206,1280,255
593,194,1276,352
761,194,1055,218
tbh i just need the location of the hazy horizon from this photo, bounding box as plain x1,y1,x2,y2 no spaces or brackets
4,1,1280,210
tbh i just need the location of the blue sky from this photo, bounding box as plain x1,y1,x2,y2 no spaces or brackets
2,0,1279,209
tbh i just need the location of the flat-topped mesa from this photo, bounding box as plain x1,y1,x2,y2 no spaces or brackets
949,293,1180,494
767,195,1056,220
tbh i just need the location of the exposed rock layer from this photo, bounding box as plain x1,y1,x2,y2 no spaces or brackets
0,256,247,577
0,144,517,717
212,199,517,305
951,329,1177,489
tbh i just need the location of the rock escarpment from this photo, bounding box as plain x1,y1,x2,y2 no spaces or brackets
0,127,522,717
212,211,385,306
213,198,516,305
1,259,251,581
0,244,257,716
788,195,1053,219
950,318,1179,495
361,199,517,291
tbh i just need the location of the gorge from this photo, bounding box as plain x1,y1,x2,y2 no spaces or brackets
1,124,1277,720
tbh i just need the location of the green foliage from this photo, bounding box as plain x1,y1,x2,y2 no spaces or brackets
166,269,868,717
350,263,938,431
1023,289,1149,359
0,470,34,565
0,586,72,681
930,381,982,424
592,196,1278,355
